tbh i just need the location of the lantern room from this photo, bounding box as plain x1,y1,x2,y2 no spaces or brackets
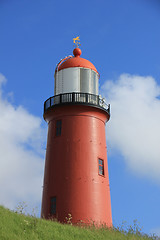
44,47,110,117
54,48,99,95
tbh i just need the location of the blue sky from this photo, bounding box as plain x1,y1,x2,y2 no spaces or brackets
0,0,160,236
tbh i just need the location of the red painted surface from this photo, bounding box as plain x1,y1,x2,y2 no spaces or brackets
41,104,112,227
73,47,82,57
58,48,98,73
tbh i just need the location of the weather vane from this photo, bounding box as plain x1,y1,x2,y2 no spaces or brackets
73,36,81,48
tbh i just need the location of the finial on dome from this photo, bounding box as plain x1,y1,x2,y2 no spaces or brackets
73,36,81,56
73,48,82,57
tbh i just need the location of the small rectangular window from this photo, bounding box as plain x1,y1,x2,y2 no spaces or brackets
98,159,104,176
50,196,56,215
56,120,62,136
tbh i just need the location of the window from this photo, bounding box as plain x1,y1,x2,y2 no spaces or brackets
55,120,62,136
80,68,90,93
98,159,104,176
50,196,56,215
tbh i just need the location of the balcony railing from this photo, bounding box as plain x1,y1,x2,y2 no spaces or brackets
44,92,110,115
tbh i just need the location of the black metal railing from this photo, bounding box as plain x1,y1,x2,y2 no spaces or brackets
44,92,110,115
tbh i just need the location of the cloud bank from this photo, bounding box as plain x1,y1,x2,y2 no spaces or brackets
102,74,160,183
0,73,46,211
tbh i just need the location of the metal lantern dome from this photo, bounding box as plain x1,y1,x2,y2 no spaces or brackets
54,48,99,96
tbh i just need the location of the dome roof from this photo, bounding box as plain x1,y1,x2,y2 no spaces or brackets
57,48,98,73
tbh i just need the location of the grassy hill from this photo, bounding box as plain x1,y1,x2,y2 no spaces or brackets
0,206,158,240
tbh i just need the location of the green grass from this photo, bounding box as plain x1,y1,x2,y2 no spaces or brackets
0,205,158,240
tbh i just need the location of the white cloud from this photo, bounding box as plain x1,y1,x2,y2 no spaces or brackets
0,73,46,211
101,74,160,183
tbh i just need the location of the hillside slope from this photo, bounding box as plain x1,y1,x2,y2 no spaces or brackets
0,206,156,240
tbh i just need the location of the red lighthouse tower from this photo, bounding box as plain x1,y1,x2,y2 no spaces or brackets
41,47,112,227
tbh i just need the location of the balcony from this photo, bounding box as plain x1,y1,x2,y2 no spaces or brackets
44,92,110,115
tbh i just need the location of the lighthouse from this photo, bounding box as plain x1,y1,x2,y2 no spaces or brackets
41,45,112,227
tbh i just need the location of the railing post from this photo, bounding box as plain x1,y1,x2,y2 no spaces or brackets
60,94,62,103
108,104,110,115
72,92,75,102
98,95,100,106
86,93,88,103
